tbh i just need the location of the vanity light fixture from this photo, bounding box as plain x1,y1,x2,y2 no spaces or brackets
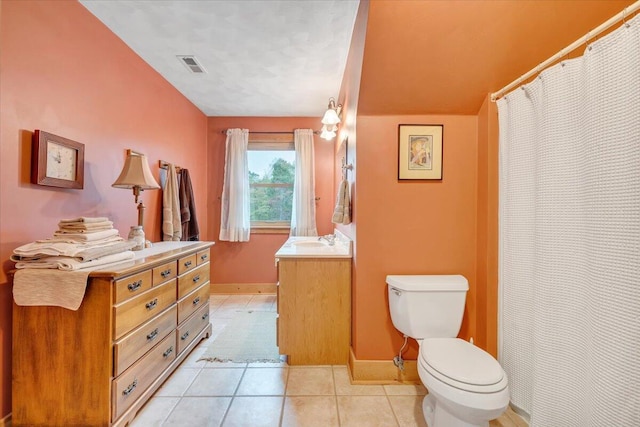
321,97,342,126
320,97,342,140
320,124,337,140
112,149,160,249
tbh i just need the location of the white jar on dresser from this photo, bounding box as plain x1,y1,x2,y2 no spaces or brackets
11,241,214,427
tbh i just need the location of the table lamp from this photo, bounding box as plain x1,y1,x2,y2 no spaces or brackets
112,149,160,250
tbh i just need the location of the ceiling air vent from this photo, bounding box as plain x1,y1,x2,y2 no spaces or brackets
177,55,206,74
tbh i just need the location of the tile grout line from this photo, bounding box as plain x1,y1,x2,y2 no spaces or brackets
159,354,207,426
218,364,249,426
332,366,343,427
277,366,290,427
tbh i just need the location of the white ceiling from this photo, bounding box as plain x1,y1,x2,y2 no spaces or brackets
79,0,360,117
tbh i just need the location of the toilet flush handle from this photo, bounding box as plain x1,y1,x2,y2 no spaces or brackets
390,287,402,296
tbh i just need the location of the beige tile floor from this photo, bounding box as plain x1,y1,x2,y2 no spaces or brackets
130,294,527,427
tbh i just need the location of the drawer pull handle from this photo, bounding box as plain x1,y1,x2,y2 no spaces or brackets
160,269,172,278
163,346,174,358
193,296,201,306
122,379,138,396
192,275,201,283
146,298,158,310
127,280,142,292
184,260,192,268
181,331,190,341
200,254,208,261
146,328,159,341
202,312,209,320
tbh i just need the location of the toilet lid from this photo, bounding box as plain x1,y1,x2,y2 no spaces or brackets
421,338,504,386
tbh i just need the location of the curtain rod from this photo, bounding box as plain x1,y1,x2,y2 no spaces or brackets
219,130,320,135
491,0,640,102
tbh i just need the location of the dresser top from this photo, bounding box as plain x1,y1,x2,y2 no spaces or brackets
89,241,214,279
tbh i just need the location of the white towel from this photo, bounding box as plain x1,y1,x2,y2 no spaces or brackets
13,269,91,310
162,164,182,241
11,239,136,262
52,228,120,242
57,221,113,232
14,250,135,271
59,216,110,224
13,250,136,310
331,179,351,225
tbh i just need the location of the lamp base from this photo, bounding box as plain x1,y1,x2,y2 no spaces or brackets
128,226,145,251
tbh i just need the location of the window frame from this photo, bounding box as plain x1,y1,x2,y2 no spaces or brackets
247,138,295,233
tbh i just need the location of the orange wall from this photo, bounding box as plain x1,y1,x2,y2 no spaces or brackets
353,115,478,360
0,1,208,417
206,117,335,284
478,95,500,357
334,0,370,244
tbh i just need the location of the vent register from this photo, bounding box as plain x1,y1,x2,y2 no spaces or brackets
177,55,206,73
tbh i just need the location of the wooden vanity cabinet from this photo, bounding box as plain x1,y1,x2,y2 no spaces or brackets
277,257,351,365
12,242,213,427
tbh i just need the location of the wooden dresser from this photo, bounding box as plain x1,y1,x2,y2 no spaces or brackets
12,241,213,427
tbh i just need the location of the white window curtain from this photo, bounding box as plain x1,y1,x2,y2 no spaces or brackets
497,15,639,427
290,129,318,236
219,128,250,242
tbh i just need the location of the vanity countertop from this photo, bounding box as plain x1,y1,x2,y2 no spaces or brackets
275,231,352,259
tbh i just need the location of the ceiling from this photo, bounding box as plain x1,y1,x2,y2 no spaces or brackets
79,0,360,117
79,0,634,118
359,0,635,115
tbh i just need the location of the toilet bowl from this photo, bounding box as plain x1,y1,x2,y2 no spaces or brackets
386,275,510,427
418,338,509,427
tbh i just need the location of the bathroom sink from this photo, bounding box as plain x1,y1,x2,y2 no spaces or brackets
275,232,352,259
291,240,328,247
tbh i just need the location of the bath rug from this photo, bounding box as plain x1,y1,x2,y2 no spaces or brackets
199,310,281,363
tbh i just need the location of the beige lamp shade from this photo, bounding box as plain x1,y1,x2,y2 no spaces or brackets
112,151,160,190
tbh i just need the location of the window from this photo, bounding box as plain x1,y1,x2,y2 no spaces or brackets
247,142,295,229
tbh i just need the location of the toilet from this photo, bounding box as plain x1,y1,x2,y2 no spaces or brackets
387,275,510,427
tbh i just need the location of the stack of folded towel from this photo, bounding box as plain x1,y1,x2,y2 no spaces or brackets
12,217,136,271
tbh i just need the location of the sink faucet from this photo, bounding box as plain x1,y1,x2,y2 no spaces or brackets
319,234,336,246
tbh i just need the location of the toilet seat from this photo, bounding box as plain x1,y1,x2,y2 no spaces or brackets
420,338,508,394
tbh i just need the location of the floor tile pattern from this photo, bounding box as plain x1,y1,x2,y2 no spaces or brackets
130,294,527,426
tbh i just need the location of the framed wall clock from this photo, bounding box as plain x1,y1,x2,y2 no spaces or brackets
31,130,85,189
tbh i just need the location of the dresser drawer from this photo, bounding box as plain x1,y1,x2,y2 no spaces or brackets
113,305,177,376
114,280,177,340
114,270,153,305
152,261,177,285
178,253,197,275
177,303,210,354
177,282,210,324
178,264,210,299
196,248,210,265
112,332,176,421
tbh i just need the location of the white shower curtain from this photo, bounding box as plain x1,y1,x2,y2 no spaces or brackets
290,129,318,236
497,15,639,427
219,128,250,242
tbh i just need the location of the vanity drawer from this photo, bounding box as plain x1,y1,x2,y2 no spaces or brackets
178,253,197,275
113,305,177,376
114,280,177,340
152,261,177,285
114,270,152,305
196,248,210,265
112,332,176,421
176,303,210,354
177,282,210,324
178,264,210,299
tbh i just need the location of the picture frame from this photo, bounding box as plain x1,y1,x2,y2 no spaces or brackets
398,124,443,180
31,130,85,189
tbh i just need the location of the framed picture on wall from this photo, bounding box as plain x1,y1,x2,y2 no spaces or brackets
398,124,443,180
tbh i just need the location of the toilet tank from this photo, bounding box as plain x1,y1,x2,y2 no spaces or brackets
387,275,468,339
